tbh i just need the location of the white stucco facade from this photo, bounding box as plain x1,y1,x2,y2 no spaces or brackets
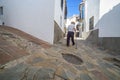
54,0,66,31
98,0,120,37
84,0,100,32
84,0,120,37
54,0,62,28
0,0,66,44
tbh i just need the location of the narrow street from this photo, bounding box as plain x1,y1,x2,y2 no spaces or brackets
0,26,120,80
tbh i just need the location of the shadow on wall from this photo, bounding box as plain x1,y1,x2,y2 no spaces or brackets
54,21,64,43
85,3,120,53
0,20,2,25
97,3,120,37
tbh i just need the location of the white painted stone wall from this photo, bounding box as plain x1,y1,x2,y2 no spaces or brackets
98,0,120,37
1,0,55,44
54,0,66,31
54,0,62,29
84,0,100,32
84,0,120,37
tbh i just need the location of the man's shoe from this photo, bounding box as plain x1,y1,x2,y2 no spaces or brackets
72,43,75,46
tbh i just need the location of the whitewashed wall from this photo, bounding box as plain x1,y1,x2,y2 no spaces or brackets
98,0,120,37
62,0,66,31
54,0,62,28
1,0,55,44
84,0,100,32
54,0,65,31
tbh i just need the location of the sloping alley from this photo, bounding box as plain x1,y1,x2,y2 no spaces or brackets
0,26,120,80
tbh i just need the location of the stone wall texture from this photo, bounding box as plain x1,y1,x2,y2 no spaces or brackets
54,21,64,43
85,29,120,52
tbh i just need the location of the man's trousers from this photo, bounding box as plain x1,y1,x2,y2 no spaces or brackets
67,31,75,46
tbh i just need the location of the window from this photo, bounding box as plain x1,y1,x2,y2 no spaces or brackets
0,6,3,15
61,0,64,10
89,16,94,30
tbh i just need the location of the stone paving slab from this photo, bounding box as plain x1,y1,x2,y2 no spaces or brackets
91,70,109,80
0,63,28,80
0,46,28,58
0,28,29,65
0,51,13,65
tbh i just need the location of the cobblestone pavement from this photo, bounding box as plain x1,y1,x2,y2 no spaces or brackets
0,26,120,80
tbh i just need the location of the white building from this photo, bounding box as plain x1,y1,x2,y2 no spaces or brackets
98,0,120,37
82,0,100,32
0,0,67,44
65,15,79,28
82,0,120,37
80,0,120,51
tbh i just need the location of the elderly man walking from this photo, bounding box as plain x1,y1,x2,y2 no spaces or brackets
66,21,76,47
